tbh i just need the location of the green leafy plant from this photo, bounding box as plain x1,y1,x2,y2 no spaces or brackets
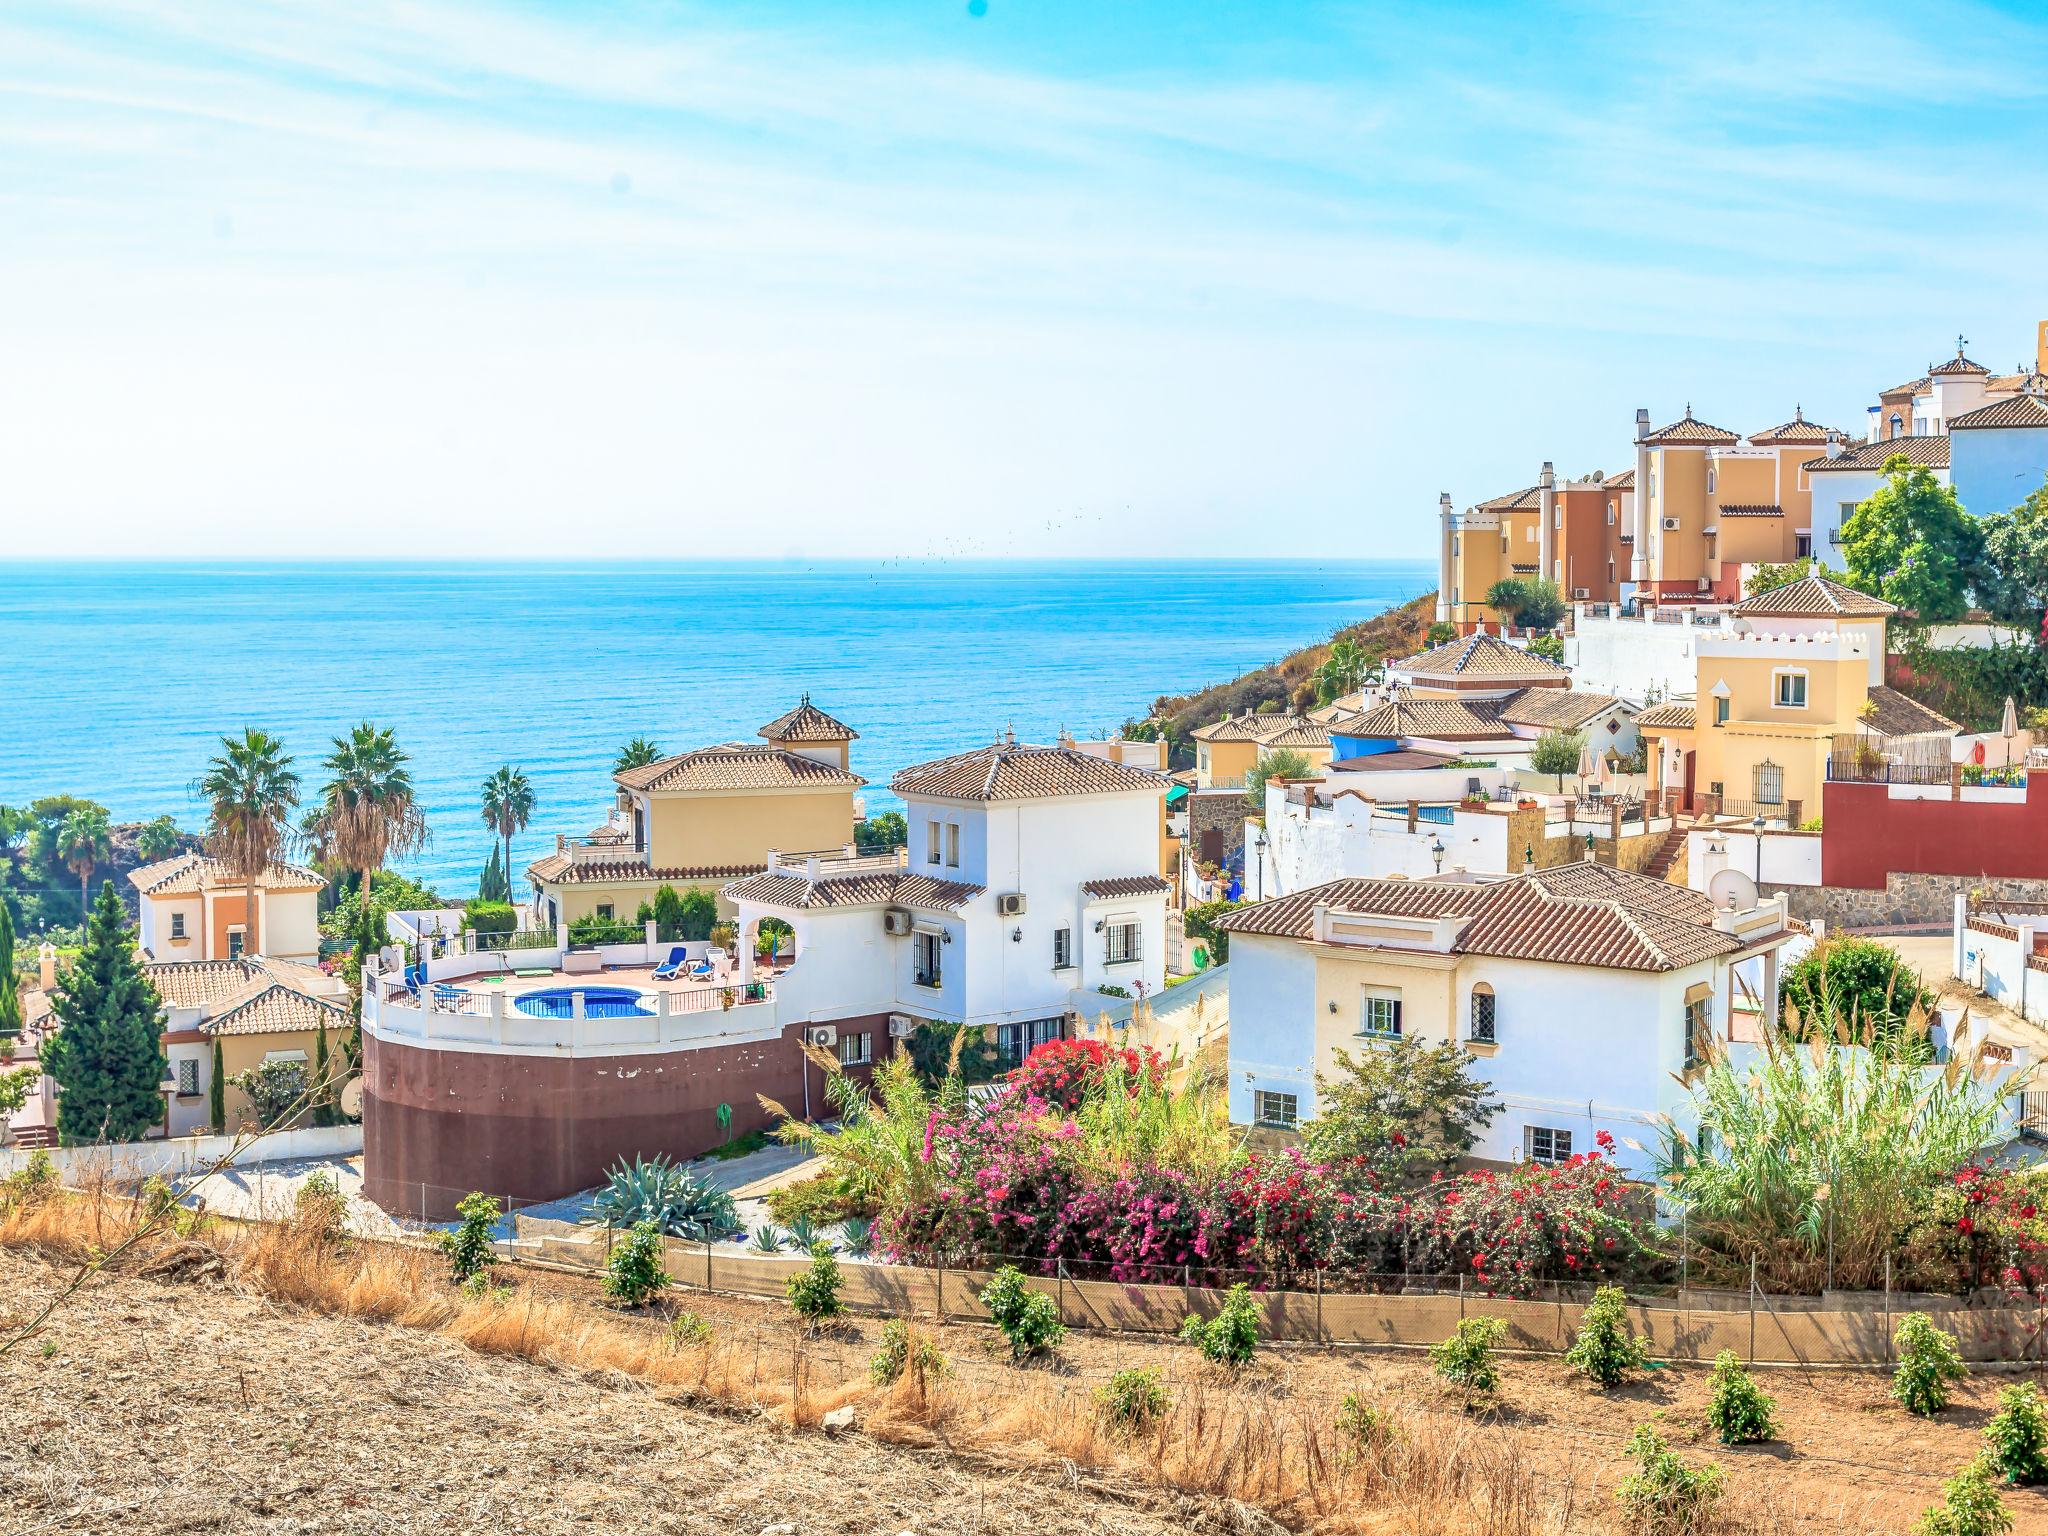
1779,936,1940,1061
1178,1282,1260,1366
2,1148,58,1208
1984,1382,2048,1485
440,1190,500,1284
667,1311,711,1349
748,1223,785,1254
1335,1392,1398,1459
1566,1285,1648,1387
1704,1349,1776,1444
1914,1456,2014,1536
1429,1315,1509,1397
1894,1313,1967,1416
588,1154,740,1240
1095,1366,1171,1435
785,1241,842,1321
869,1319,951,1386
228,1057,311,1131
839,1216,875,1258
605,1220,670,1307
1529,729,1586,792
980,1265,1065,1359
784,1215,829,1252
1614,1424,1725,1536
1305,1036,1500,1180
292,1169,350,1245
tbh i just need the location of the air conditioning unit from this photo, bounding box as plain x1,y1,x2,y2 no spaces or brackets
881,907,913,936
887,1013,917,1039
1662,517,1681,531
996,892,1027,917
806,1025,838,1047
1572,587,1590,600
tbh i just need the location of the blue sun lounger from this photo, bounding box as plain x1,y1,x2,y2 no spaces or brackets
651,945,689,981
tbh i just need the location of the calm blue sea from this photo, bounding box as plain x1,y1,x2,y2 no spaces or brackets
0,560,1431,895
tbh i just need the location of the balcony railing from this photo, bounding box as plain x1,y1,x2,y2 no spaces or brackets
766,846,908,879
558,833,648,868
1826,755,1950,786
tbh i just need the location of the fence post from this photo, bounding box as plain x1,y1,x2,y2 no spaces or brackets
1058,1257,1068,1325
1748,1256,1757,1364
1459,1271,1466,1321
1884,1254,1893,1363
935,1256,945,1324
1316,1268,1325,1345
705,1238,713,1294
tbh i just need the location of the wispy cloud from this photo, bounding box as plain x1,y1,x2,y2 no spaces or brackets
1,0,2044,558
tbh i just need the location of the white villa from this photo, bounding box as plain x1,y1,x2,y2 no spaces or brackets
130,853,325,965
1218,862,1799,1177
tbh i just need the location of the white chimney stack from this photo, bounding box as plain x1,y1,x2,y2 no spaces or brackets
1537,460,1557,587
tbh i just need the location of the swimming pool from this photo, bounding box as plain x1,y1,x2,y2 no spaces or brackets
512,986,654,1019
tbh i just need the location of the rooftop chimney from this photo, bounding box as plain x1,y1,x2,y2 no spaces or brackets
1537,460,1557,584
1634,407,1651,442
39,942,56,991
1825,429,1844,460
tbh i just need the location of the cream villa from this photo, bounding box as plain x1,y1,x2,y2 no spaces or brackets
1219,862,1798,1178
130,853,324,965
1190,712,1331,789
525,698,866,926
155,957,351,1136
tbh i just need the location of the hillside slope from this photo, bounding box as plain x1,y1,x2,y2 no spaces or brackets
1147,590,1438,744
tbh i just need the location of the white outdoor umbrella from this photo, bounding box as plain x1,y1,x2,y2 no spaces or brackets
2002,694,2020,771
1576,736,1599,790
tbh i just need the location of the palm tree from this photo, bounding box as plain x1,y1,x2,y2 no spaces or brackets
1315,638,1367,704
480,767,536,908
133,815,181,863
195,729,300,958
312,722,430,915
613,736,663,776
55,805,112,915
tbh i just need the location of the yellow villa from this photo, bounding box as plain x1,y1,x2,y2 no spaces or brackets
1189,713,1331,789
1637,573,1955,820
525,698,867,927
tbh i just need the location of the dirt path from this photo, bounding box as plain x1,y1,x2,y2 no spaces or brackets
0,1249,1230,1536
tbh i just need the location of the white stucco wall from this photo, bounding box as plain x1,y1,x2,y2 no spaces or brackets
1565,611,1727,704
1686,828,1824,891
1252,792,1511,900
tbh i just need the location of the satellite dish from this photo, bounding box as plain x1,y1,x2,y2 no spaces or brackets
1708,869,1758,912
339,1076,365,1119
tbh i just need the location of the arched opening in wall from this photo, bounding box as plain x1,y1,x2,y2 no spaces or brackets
739,913,802,976
1469,982,1496,1045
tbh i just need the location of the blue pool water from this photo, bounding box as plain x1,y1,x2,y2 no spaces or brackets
512,986,654,1019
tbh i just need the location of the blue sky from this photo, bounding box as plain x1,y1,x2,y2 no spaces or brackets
4,0,2047,559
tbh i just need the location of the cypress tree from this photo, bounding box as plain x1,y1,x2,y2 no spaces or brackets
312,1019,332,1127
42,882,166,1143
209,1035,226,1133
477,843,509,904
0,903,20,1036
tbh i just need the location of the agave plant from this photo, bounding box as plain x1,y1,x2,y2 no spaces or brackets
748,1223,786,1254
588,1154,739,1241
838,1215,875,1258
785,1215,830,1253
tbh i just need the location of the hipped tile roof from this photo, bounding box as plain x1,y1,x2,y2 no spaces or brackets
205,984,349,1038
130,854,324,896
1335,697,1508,741
724,869,982,912
757,697,859,743
1394,632,1571,682
1732,573,1895,618
1802,436,1950,472
1748,409,1833,445
1863,686,1958,738
616,743,865,794
1949,394,2048,431
1494,688,1627,731
1633,701,1697,731
892,742,1165,801
1638,408,1740,446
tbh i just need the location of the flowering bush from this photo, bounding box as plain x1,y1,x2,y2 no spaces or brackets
1938,1164,2048,1297
1006,1037,1164,1110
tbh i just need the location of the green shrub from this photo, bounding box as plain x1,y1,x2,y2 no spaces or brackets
785,1241,842,1321
667,1311,712,1350
292,1170,350,1245
1177,1283,1259,1366
1429,1315,1509,1397
979,1265,1065,1359
1984,1383,2048,1485
870,1319,951,1386
461,1272,512,1303
1095,1366,1171,1435
460,901,518,941
1704,1349,1776,1445
1915,1456,2014,1536
604,1220,670,1307
1335,1392,1397,1459
1614,1424,1725,1535
1894,1313,1968,1416
1566,1285,1649,1387
838,1216,875,1258
2,1148,58,1207
440,1190,499,1284
784,1215,829,1252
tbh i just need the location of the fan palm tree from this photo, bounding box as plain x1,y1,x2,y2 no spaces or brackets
133,815,181,863
312,722,430,915
480,767,536,907
195,729,300,958
55,805,113,915
613,736,663,776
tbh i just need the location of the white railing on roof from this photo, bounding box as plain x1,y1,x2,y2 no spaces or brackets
765,846,907,880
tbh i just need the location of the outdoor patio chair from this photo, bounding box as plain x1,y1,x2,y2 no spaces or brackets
651,945,689,981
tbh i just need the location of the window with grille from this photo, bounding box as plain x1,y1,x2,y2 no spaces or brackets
1254,1090,1298,1129
1360,993,1403,1038
170,912,187,939
997,1017,1061,1065
1754,760,1784,805
837,1032,872,1067
1105,922,1139,965
1524,1125,1572,1164
176,1058,199,1096
913,931,942,988
1469,987,1496,1043
1052,927,1072,969
1684,995,1713,1072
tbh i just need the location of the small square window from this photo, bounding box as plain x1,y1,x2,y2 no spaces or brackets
836,1032,872,1067
1775,672,1807,708
595,903,614,921
1254,1090,1298,1129
1361,994,1403,1038
1105,922,1140,965
1525,1125,1572,1164
170,912,187,940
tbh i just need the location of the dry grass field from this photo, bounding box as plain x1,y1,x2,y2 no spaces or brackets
4,1184,2047,1535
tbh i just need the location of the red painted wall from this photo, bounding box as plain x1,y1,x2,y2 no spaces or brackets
1821,779,2048,890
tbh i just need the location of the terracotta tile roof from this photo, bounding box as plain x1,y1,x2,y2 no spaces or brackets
1929,350,1989,377
1732,573,1895,618
1638,408,1740,446
1309,690,1370,723
1336,697,1508,741
1863,686,1958,738
1495,688,1627,731
1189,713,1271,743
204,983,349,1038
1475,485,1542,511
1510,563,1540,574
1987,371,2048,396
138,957,339,1014
1948,394,2048,431
891,742,1165,801
723,869,982,911
1605,469,1635,489
1328,748,1457,772
1748,409,1833,446
616,743,865,794
1714,504,1783,518
527,854,765,886
1801,436,1950,472
1394,632,1570,682
1217,866,1739,974
1881,377,1928,399
1081,875,1173,899
1634,701,1697,731
129,854,324,896
583,823,631,844
1257,719,1332,749
757,696,859,743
